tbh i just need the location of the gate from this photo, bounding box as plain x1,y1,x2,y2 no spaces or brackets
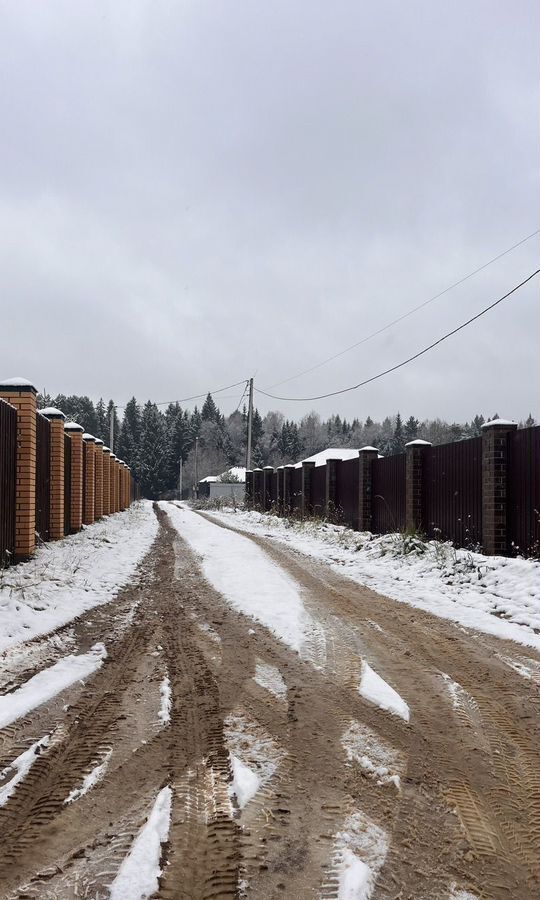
35,412,51,542
0,400,17,565
64,432,72,535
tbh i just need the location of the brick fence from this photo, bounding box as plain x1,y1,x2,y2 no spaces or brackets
0,377,140,564
246,421,540,557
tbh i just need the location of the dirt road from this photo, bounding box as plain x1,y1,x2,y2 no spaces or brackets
1,503,540,899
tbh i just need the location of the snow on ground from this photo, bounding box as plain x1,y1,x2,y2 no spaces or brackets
330,811,389,900
209,510,540,652
253,660,287,700
165,503,313,654
359,662,410,722
109,785,172,900
0,735,50,806
0,501,158,654
229,755,261,809
342,720,403,790
65,748,112,804
0,643,107,729
158,676,172,725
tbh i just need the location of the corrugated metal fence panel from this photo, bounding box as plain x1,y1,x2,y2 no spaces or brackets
311,465,326,517
423,437,482,547
336,457,359,529
508,425,540,557
0,400,17,565
35,412,51,542
64,433,72,535
371,454,406,533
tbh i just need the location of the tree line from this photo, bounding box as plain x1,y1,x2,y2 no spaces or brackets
37,390,536,498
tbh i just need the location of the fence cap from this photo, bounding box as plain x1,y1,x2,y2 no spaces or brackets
0,376,37,392
405,439,432,447
481,418,517,429
64,421,84,432
359,445,378,452
102,445,111,452
40,406,66,420
263,465,275,471
82,432,96,442
94,438,104,445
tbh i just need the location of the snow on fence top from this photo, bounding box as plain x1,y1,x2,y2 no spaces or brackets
64,421,83,431
40,407,66,419
481,418,516,428
293,448,362,468
0,376,36,388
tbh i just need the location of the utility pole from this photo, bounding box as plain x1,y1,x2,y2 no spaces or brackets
245,377,254,470
178,456,183,501
194,437,199,498
109,405,115,453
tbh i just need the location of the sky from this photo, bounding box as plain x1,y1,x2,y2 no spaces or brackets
0,0,538,424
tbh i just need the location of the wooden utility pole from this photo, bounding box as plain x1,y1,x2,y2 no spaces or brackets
246,378,254,470
195,437,199,498
178,456,183,501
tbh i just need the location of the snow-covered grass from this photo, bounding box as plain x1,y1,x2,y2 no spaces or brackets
165,503,312,654
0,501,158,653
0,643,107,729
109,785,172,900
208,509,540,652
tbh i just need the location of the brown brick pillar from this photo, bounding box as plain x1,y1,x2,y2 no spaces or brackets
119,463,126,510
64,422,84,532
325,458,340,519
41,408,66,540
0,378,37,560
83,434,96,525
262,466,274,511
357,447,378,531
112,456,119,512
481,419,518,555
301,461,315,518
102,447,111,515
94,439,104,519
109,456,116,513
405,440,431,534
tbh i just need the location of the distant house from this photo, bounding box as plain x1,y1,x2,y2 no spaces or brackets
197,466,246,501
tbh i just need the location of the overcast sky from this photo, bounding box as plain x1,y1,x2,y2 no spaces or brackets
1,1,538,424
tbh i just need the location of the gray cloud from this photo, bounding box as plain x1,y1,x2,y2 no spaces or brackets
1,0,538,423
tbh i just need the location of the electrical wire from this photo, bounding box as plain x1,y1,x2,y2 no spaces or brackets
266,227,540,389
255,269,540,403
232,381,250,415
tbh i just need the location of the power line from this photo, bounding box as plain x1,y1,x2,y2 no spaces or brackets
232,380,250,415
266,227,540,389
256,269,540,403
116,379,249,410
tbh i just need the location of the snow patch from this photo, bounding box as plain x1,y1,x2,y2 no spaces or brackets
108,786,172,900
342,720,403,789
0,501,157,653
332,811,388,900
359,662,409,722
158,676,172,725
165,503,312,655
0,644,107,729
64,748,112,803
253,660,287,700
0,735,50,806
229,754,261,809
225,712,284,800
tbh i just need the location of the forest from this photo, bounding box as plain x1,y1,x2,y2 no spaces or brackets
37,391,535,498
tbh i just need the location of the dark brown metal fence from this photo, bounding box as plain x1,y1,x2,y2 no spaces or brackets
0,400,17,565
508,425,540,556
372,453,406,533
336,457,359,528
35,412,50,542
290,467,303,514
64,432,72,535
423,437,482,547
311,465,326,516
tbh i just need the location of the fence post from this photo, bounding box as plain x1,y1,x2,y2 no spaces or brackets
41,407,66,540
64,422,84,532
263,466,274,511
405,439,431,533
94,439,104,519
276,466,284,513
301,461,315,518
83,434,96,525
325,458,340,519
283,465,294,515
102,447,111,515
245,470,253,506
481,419,518,555
0,378,37,560
358,447,379,531
252,468,263,509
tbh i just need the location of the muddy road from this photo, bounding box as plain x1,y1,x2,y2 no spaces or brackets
1,503,539,899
